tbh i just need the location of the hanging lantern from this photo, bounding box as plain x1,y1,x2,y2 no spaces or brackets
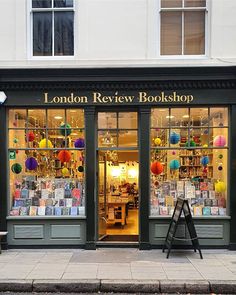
218,154,223,159
62,167,70,176
60,123,72,136
25,157,38,170
150,161,164,175
39,138,53,149
185,140,196,147
74,138,85,148
154,137,161,146
78,166,84,172
11,163,22,174
58,150,72,163
213,135,226,147
169,132,180,144
215,181,226,193
26,132,35,142
201,156,209,166
218,165,223,171
169,159,180,170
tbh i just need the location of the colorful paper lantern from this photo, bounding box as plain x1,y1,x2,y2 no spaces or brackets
172,151,176,155
203,144,208,148
218,154,223,159
150,161,164,175
185,140,196,147
218,166,223,171
13,138,19,144
11,163,22,174
60,123,72,136
74,138,85,148
215,181,226,193
62,167,69,176
25,157,38,170
26,132,35,142
169,132,180,144
58,150,71,163
169,159,180,170
213,135,226,147
154,137,161,146
78,166,84,173
201,156,209,166
39,138,53,149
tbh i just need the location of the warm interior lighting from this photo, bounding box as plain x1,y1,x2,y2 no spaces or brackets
54,116,63,120
128,168,138,178
166,115,175,119
111,167,121,177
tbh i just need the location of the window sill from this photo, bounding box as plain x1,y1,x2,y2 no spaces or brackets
149,215,231,220
7,215,86,220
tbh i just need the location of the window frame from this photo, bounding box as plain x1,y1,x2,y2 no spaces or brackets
158,0,209,58
28,0,77,59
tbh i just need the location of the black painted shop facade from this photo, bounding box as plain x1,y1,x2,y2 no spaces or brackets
0,66,235,250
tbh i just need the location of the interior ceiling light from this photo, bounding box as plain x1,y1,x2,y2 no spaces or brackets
54,116,63,120
166,115,175,119
182,115,190,118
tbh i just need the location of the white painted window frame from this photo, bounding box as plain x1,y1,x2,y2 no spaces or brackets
147,0,210,59
27,0,77,60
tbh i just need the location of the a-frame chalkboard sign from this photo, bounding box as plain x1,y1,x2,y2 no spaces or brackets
162,197,203,259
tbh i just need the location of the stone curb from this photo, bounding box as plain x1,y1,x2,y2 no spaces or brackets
101,280,160,293
210,280,236,294
32,279,100,293
0,279,235,293
0,280,33,292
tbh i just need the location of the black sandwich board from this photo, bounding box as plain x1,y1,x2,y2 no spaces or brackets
162,197,203,259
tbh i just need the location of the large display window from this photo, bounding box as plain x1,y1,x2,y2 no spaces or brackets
150,107,228,217
8,108,85,217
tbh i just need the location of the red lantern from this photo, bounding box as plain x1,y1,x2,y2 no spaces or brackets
151,161,164,175
26,131,35,142
58,150,71,163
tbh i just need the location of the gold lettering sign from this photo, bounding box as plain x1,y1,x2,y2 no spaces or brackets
44,91,194,104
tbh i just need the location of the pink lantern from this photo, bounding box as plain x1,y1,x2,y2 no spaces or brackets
213,135,226,147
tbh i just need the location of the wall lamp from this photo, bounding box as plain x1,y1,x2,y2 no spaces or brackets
0,91,7,104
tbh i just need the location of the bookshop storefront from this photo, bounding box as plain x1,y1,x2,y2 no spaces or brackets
0,67,235,250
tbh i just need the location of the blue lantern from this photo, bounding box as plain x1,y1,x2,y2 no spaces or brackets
169,132,180,144
170,159,180,170
201,156,209,166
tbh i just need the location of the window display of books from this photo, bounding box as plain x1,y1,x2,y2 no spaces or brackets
150,179,227,217
10,177,85,217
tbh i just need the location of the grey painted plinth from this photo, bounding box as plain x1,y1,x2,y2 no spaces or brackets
33,279,100,293
0,280,33,292
101,280,160,293
210,280,236,294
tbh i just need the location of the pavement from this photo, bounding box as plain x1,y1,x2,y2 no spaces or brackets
0,248,236,294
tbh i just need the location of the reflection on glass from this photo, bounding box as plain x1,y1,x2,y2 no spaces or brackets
118,112,137,129
161,0,182,7
98,113,117,129
184,0,206,7
151,108,169,128
190,108,208,127
170,108,189,127
8,109,27,128
210,108,228,127
47,109,65,128
66,109,84,128
54,0,73,7
28,109,46,128
32,0,52,8
118,131,138,147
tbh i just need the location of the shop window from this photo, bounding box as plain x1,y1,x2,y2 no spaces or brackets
98,112,138,148
160,0,207,55
150,107,228,217
8,108,85,217
32,0,74,56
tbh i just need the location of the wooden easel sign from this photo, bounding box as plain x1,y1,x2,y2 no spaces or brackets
163,197,203,259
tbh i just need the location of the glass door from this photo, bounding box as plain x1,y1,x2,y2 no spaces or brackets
97,111,139,242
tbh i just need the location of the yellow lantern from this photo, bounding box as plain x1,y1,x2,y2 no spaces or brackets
62,167,69,176
154,137,162,146
215,181,226,193
39,138,53,149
